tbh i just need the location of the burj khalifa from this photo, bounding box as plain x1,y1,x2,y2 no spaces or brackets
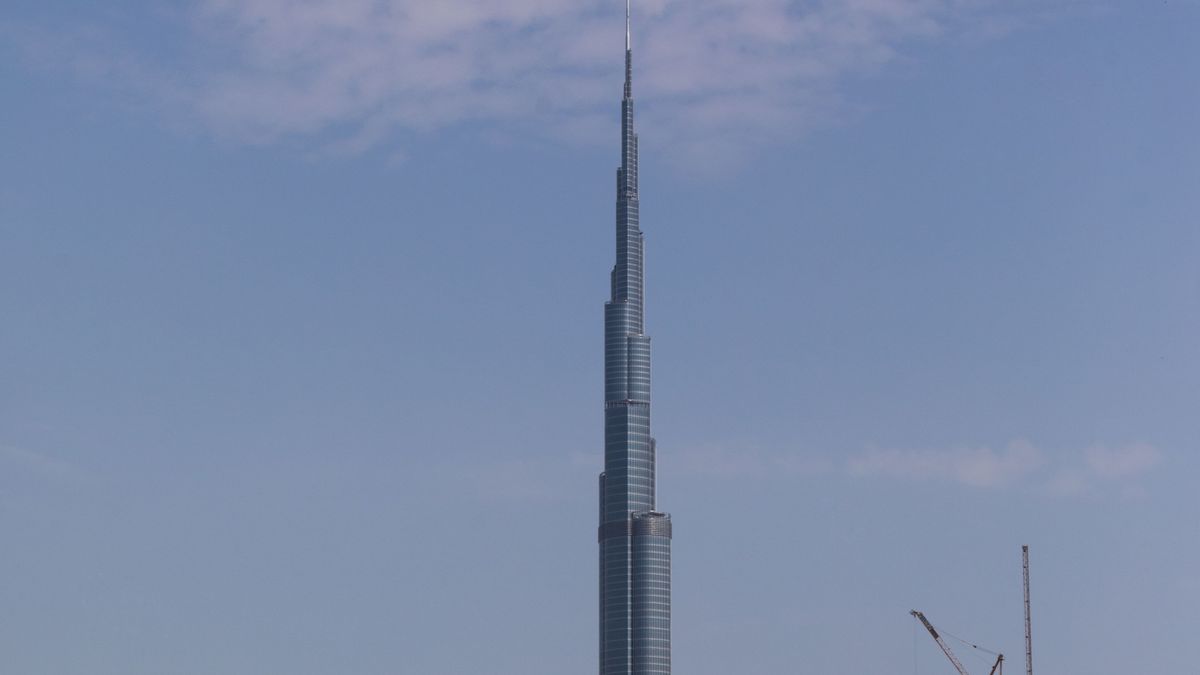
598,2,671,673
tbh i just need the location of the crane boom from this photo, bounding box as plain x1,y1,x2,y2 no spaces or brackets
911,610,971,675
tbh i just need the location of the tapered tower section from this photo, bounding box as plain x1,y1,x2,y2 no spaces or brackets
598,3,671,674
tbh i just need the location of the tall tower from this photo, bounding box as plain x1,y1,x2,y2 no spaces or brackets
598,2,671,674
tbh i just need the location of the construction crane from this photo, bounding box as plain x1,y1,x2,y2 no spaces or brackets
1023,545,1033,675
911,610,970,675
911,610,1004,675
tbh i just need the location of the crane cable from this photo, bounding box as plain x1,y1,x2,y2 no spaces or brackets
939,627,999,657
912,612,1002,672
936,624,1001,670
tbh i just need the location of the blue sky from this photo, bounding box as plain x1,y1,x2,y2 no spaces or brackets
2,1,1198,673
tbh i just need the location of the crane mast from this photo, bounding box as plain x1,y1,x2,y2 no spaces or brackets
911,610,971,675
1023,545,1033,675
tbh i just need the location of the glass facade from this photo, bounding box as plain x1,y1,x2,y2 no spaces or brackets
599,14,671,674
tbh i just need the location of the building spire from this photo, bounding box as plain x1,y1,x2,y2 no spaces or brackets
626,0,631,51
623,0,633,100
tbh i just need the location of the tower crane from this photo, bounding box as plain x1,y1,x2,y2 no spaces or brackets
911,610,1003,675
1023,545,1033,675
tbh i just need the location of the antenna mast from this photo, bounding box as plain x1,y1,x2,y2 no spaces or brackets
626,0,631,51
1023,545,1033,675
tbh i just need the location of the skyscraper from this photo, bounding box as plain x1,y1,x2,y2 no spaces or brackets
598,3,671,674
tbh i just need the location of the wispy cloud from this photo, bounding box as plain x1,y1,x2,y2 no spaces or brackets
452,451,598,503
848,439,1165,496
670,445,835,479
1083,442,1162,479
0,443,81,480
1046,443,1163,497
848,439,1043,488
3,0,1087,166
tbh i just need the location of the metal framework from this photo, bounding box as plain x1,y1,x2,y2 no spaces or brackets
911,610,970,675
911,610,1003,675
1023,546,1033,675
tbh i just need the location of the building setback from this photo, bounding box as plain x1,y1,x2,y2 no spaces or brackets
598,2,672,674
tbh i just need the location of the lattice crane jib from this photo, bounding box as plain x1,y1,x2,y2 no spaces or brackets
911,610,971,675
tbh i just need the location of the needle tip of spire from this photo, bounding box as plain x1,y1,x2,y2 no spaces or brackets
626,0,631,51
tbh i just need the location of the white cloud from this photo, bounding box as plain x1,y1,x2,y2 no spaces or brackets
3,0,1086,165
0,444,80,480
848,439,1166,497
465,458,569,502
456,451,599,503
848,439,1043,488
1043,467,1090,497
1084,443,1162,479
1046,443,1164,497
671,445,835,479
